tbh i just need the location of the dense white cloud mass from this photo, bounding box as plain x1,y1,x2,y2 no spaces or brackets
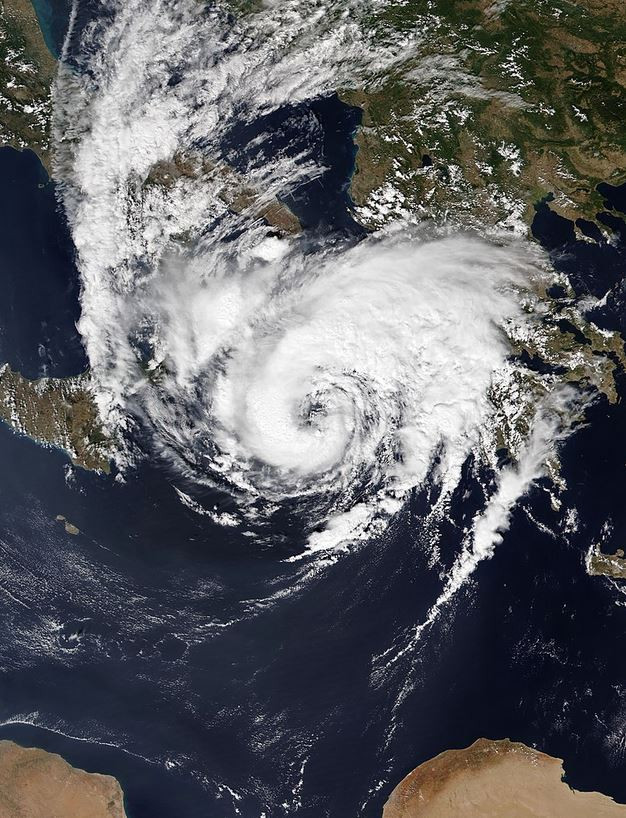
146,228,538,544
53,0,570,552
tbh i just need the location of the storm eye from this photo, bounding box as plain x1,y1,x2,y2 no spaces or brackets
299,397,328,429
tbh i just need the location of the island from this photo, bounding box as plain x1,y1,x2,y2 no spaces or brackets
587,545,626,580
0,365,111,472
383,738,626,817
0,740,126,818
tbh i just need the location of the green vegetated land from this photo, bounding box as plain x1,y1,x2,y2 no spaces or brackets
341,0,625,229
0,0,55,169
0,366,112,471
1,0,625,474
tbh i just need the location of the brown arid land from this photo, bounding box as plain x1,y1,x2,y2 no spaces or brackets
383,738,626,818
0,740,127,818
587,545,626,580
0,365,111,472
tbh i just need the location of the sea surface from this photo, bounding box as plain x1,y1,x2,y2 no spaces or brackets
0,148,86,378
1,11,626,816
30,0,72,57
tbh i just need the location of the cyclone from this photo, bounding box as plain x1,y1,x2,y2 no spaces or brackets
52,0,564,552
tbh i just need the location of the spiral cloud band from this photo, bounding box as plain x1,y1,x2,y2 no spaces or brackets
53,0,562,553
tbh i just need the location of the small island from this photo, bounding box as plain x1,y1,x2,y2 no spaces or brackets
0,740,126,818
587,545,626,580
383,738,626,817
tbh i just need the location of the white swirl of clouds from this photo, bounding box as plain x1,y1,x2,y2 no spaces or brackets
52,0,567,552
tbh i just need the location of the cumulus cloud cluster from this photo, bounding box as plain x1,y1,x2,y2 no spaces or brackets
52,0,571,554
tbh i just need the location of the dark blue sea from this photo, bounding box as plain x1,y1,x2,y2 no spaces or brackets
2,7,626,814
0,148,86,378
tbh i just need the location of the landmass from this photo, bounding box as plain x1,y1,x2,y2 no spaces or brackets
341,0,626,233
4,0,625,234
56,513,80,534
1,0,625,470
587,545,626,579
0,0,55,170
383,738,626,817
0,739,126,818
144,152,301,235
0,3,300,471
0,2,299,237
338,0,626,450
510,296,626,406
0,365,111,472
